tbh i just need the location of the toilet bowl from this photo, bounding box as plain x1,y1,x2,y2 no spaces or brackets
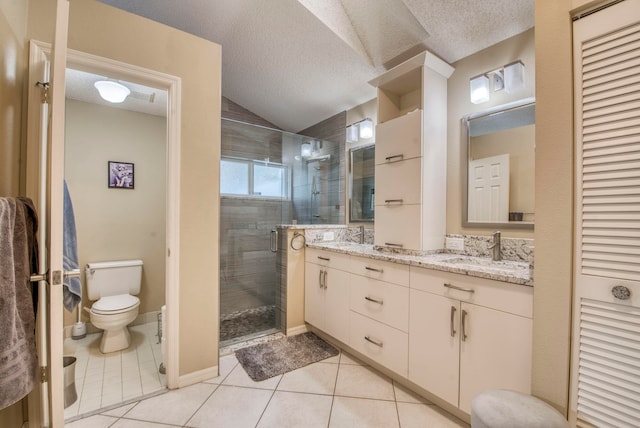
85,260,143,354
89,294,140,353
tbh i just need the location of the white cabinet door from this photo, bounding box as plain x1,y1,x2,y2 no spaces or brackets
458,303,532,414
375,109,423,164
375,157,422,206
409,289,460,408
374,204,421,250
349,275,409,332
304,261,325,330
323,267,351,344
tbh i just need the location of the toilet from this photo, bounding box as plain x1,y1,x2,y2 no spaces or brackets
85,260,143,353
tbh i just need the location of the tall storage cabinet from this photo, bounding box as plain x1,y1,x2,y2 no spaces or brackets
369,52,454,251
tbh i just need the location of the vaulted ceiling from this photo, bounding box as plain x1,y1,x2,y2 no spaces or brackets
95,0,534,132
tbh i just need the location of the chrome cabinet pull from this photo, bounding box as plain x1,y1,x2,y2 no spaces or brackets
365,266,383,273
319,270,324,289
444,283,475,293
365,296,384,305
364,336,384,347
384,199,404,204
385,242,403,248
461,310,468,341
450,306,457,337
323,270,328,289
385,154,404,163
317,256,330,261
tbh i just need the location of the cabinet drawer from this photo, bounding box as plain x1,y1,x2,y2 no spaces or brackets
305,248,351,271
375,157,422,206
410,267,533,318
348,256,410,286
374,204,421,250
349,275,409,332
349,312,408,377
375,109,422,165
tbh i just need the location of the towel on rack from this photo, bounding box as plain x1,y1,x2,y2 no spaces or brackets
0,197,38,410
63,180,81,312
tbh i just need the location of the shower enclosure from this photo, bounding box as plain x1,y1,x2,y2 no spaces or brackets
219,118,342,344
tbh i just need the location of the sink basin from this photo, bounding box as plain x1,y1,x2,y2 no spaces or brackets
443,256,529,273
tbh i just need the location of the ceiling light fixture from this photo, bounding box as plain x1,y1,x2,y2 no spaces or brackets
94,80,131,103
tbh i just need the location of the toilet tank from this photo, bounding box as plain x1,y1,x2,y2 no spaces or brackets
85,260,143,301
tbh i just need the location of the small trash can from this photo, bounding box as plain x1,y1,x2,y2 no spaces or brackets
63,356,77,408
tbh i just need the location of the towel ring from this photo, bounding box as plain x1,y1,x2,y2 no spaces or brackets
290,232,305,251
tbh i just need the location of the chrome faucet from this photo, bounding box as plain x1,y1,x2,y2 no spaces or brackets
355,225,365,244
488,231,501,261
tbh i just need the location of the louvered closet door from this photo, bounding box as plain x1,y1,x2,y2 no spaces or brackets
572,1,640,427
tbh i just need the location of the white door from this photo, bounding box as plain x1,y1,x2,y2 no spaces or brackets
304,262,324,329
23,2,70,426
468,154,509,222
572,1,640,426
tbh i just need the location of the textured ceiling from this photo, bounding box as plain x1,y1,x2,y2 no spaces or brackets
94,0,533,132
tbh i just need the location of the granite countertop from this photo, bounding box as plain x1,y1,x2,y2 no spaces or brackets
306,241,533,287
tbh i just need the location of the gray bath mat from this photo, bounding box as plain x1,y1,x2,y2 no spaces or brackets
235,332,339,382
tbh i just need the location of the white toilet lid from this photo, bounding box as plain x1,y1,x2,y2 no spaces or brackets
92,294,139,314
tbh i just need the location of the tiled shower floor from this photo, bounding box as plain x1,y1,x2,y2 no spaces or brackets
63,322,166,421
220,305,277,343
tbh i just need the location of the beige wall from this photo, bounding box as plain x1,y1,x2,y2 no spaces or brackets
0,0,27,197
532,0,576,415
447,28,535,238
64,99,167,327
27,0,221,377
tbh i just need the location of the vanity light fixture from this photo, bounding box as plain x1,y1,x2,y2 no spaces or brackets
300,142,312,158
94,80,131,103
504,61,525,93
470,74,490,104
469,60,525,103
346,118,374,142
359,118,374,139
346,124,359,143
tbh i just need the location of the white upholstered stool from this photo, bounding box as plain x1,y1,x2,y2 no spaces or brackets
471,390,569,428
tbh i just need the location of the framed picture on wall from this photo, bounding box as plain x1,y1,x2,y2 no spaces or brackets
108,161,135,189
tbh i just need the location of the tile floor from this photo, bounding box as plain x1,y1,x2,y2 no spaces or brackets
63,322,166,420
65,345,469,427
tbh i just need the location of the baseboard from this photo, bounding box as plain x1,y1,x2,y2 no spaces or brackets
177,365,219,388
286,324,308,336
63,310,161,340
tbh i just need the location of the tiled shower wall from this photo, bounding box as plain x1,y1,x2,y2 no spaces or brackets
298,112,347,224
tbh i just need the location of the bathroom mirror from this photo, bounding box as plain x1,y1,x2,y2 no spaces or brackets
349,144,375,222
462,98,535,230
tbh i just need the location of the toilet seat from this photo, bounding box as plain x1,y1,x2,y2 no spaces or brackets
91,294,139,315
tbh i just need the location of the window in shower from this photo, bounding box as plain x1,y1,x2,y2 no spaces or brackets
220,157,290,199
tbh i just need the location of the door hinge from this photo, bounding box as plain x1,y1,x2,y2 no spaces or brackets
40,366,47,383
36,81,50,104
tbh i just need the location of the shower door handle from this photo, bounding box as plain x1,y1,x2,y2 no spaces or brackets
270,229,278,252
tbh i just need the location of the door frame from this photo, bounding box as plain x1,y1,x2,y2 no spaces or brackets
26,40,182,422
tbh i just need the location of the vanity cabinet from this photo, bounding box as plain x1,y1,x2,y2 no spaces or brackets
304,249,350,344
348,258,410,376
409,267,533,414
369,51,453,251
